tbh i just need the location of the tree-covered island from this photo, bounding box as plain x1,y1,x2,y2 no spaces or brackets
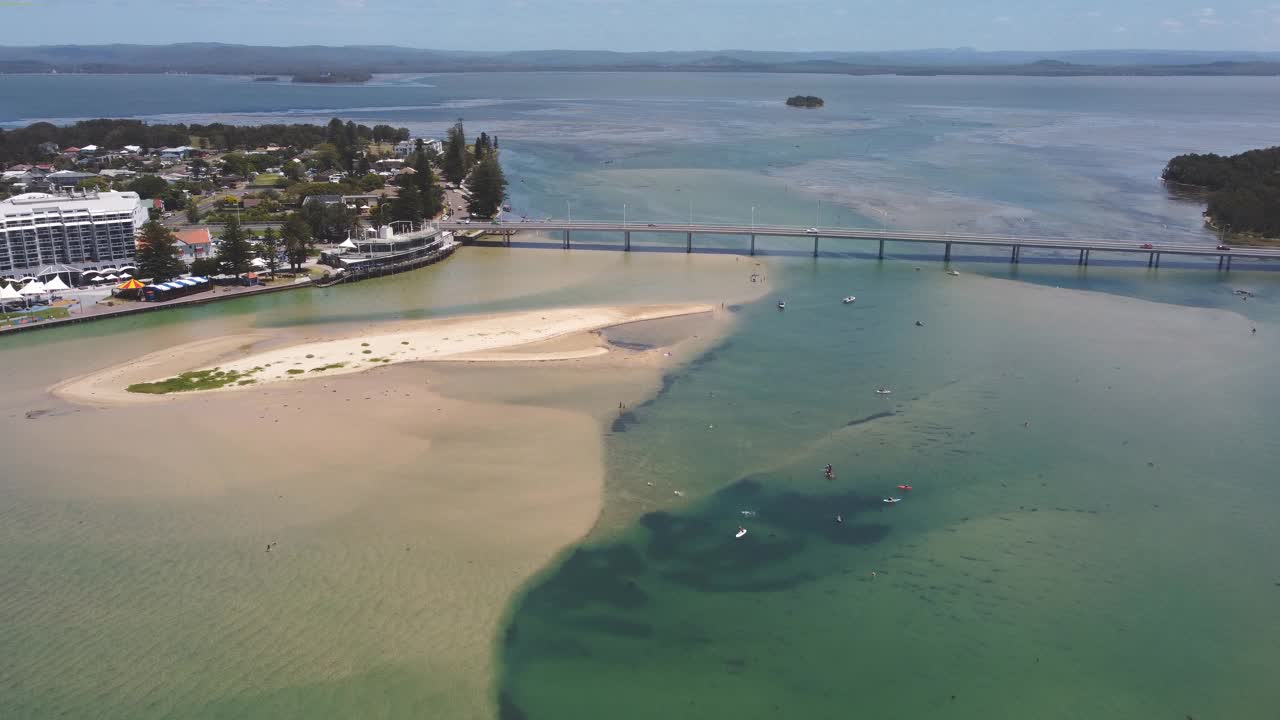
1162,146,1280,242
785,95,825,108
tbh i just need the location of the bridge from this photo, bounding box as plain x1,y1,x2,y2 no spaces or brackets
435,220,1280,270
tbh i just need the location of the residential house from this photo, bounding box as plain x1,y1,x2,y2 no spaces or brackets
174,227,213,264
98,169,137,179
394,138,441,158
46,170,98,189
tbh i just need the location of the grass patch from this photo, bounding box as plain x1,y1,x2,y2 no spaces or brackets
360,342,370,347
251,173,284,187
309,362,347,372
362,349,372,354
237,379,257,386
401,341,409,345
7,306,71,324
286,369,305,375
127,368,247,394
305,354,314,359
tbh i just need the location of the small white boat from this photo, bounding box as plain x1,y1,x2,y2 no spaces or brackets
946,270,960,277
777,301,786,310
673,490,684,497
740,510,757,518
842,296,856,304
883,497,902,504
735,527,748,538
875,388,892,395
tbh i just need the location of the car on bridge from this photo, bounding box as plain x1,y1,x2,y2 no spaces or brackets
1217,244,1232,251
1140,243,1153,249
806,227,819,234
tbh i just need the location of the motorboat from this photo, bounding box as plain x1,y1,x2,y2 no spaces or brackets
946,270,960,277
842,296,856,304
883,497,902,504
735,527,748,538
777,301,786,310
875,387,892,395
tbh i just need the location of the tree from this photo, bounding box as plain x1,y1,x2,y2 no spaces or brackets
189,257,220,277
135,220,186,281
392,182,423,224
186,198,201,224
412,150,444,218
189,157,209,178
441,121,470,185
474,132,489,162
216,217,253,275
126,174,169,199
465,155,508,218
282,214,313,272
257,227,282,273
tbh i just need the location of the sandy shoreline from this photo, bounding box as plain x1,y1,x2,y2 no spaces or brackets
53,303,714,405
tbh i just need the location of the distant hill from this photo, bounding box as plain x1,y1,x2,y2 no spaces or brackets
1,44,1279,77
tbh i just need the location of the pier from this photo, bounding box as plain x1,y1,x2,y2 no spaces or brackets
439,220,1280,270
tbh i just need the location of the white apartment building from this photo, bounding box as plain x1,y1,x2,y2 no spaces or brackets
0,191,148,275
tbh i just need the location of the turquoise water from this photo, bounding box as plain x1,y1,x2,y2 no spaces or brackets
3,73,1280,718
500,259,1280,719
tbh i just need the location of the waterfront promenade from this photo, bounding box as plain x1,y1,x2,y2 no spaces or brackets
437,220,1280,269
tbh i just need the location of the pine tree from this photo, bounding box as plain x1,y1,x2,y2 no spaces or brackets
465,155,508,218
413,151,444,218
135,220,186,281
474,132,489,162
257,227,281,274
393,182,423,223
442,121,470,185
216,217,253,275
282,214,313,272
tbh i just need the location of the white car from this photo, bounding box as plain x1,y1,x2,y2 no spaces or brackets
806,227,819,234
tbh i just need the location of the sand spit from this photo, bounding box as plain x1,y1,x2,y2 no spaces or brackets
54,304,713,404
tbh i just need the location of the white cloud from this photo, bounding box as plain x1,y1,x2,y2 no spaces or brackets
1195,7,1215,18
1159,17,1185,31
1085,10,1102,18
1111,24,1128,33
993,15,1012,24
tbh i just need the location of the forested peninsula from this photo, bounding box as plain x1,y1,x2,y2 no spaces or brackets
1162,147,1280,241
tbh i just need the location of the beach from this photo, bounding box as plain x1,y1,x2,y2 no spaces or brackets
52,303,716,404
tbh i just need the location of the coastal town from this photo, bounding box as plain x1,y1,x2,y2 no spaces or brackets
0,118,507,330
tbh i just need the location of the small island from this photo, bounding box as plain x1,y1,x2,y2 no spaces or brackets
785,95,825,108
292,72,373,84
252,76,279,82
1162,146,1280,243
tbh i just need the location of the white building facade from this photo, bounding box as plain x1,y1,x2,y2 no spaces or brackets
0,191,148,275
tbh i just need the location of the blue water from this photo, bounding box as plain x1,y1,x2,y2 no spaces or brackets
3,72,1280,719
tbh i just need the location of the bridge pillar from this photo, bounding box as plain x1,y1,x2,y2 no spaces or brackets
1078,249,1085,266
686,232,693,253
1148,252,1154,267
564,229,570,249
624,231,630,252
1226,255,1233,271
750,234,756,256
1011,245,1017,263
1155,252,1161,268
505,231,511,247
1218,255,1224,269
1084,249,1090,266
944,242,952,262
813,236,820,257
878,239,885,259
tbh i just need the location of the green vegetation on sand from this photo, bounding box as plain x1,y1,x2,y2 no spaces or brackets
127,368,251,394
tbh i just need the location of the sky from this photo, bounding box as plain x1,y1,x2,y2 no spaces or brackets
3,0,1280,51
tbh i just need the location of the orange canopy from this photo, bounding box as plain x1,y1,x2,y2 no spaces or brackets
116,278,144,290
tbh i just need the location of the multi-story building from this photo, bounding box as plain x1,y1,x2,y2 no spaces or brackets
0,191,148,276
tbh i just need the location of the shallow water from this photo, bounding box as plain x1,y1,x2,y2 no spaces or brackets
3,73,1280,718
499,259,1280,719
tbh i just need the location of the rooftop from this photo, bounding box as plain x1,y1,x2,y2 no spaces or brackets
1,190,146,217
